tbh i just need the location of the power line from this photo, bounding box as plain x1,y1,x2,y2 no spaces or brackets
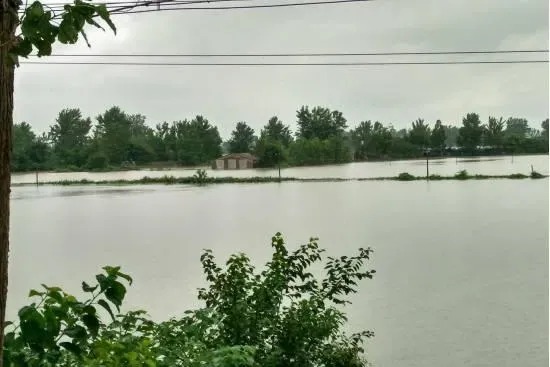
27,0,374,14
40,49,550,58
109,0,375,14
19,60,549,66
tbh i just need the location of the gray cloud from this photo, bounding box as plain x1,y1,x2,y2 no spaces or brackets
14,0,549,139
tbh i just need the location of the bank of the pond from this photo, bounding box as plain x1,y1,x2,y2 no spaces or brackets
11,170,548,187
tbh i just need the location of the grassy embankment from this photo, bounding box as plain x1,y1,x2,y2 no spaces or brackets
12,169,548,186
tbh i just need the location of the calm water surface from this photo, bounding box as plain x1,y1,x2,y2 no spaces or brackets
11,154,549,183
8,172,549,366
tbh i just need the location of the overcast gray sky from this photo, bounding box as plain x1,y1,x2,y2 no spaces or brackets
14,0,549,139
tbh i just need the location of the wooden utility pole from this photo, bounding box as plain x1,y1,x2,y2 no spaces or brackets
0,0,19,361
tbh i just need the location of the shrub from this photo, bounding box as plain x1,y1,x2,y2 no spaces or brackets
509,173,528,179
396,172,416,181
4,234,375,367
192,169,209,185
454,170,469,180
530,170,545,179
86,153,109,171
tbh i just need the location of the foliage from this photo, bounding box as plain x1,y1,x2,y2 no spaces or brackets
484,116,505,149
228,122,256,154
48,108,92,168
255,139,286,168
4,234,376,366
396,172,416,181
11,107,549,173
289,137,352,166
3,266,141,366
12,123,50,171
530,170,544,179
296,106,347,140
454,170,469,180
351,121,392,160
260,117,293,147
407,119,431,148
192,169,208,185
457,113,484,154
430,120,446,152
10,0,116,64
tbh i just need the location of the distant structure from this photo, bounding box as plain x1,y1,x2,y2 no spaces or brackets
213,153,258,170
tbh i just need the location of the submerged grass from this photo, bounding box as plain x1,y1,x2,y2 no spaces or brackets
12,171,548,187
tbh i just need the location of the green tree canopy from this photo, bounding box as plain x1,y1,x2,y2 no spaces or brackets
229,122,256,154
430,120,446,151
260,116,293,147
48,108,92,167
296,106,347,140
484,116,505,148
408,118,431,147
457,113,484,153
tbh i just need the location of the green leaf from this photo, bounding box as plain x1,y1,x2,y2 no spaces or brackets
117,272,133,286
58,19,79,44
82,281,98,293
82,313,100,337
60,341,82,356
14,38,33,58
105,281,126,310
80,29,91,48
97,299,115,321
94,4,116,34
27,1,45,19
35,40,52,57
4,321,13,329
64,325,87,339
41,284,62,292
28,289,44,298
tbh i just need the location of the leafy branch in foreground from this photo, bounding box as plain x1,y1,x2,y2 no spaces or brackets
2,266,145,366
4,234,375,366
9,0,116,65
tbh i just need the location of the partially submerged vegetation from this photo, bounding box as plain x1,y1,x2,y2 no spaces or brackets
12,169,548,187
4,234,375,366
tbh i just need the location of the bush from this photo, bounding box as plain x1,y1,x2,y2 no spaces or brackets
86,153,109,170
4,234,375,367
192,169,209,185
454,170,469,180
396,172,416,181
530,170,545,179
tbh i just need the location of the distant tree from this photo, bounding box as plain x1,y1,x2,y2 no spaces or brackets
255,139,286,168
484,116,505,150
444,125,460,147
229,122,256,154
351,121,373,160
430,120,446,154
457,113,484,154
174,116,222,164
94,106,133,164
260,116,293,147
504,117,530,140
296,106,347,140
48,108,92,167
407,118,431,148
542,119,549,140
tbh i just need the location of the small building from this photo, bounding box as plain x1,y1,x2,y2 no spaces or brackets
213,153,258,170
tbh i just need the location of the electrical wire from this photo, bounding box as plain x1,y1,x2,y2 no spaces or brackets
108,0,375,14
39,49,550,58
20,0,374,14
18,60,549,66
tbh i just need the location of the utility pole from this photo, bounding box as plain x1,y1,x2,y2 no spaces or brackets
424,148,429,180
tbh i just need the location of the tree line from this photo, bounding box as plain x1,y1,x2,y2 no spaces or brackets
12,105,549,172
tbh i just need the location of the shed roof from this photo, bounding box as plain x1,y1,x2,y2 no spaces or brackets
218,153,258,160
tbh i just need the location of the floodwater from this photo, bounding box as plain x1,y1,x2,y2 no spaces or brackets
7,155,549,367
11,154,550,184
